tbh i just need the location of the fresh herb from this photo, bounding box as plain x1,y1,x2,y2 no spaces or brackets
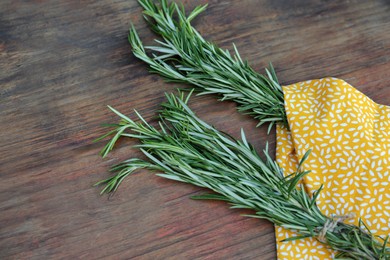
129,0,287,132
96,91,389,259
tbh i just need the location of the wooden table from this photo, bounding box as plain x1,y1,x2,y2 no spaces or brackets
1,1,389,259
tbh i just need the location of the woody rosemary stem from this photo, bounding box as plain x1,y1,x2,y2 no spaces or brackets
96,92,389,259
129,0,287,133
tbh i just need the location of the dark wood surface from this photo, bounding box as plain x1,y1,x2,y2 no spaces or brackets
1,0,389,259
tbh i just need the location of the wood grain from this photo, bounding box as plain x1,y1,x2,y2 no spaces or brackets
1,0,389,259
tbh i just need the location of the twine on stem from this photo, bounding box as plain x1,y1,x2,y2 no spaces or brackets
318,213,356,243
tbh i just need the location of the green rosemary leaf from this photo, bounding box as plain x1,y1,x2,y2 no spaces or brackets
187,4,208,23
298,149,312,171
287,170,311,197
156,173,183,182
281,234,312,242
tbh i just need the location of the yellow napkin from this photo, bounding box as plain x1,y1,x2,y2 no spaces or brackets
275,77,390,259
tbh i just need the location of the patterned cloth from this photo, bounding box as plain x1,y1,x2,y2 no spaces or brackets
275,77,390,259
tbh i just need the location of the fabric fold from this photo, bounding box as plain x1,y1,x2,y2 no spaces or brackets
275,77,390,259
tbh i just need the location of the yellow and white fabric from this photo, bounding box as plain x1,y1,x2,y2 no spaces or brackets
275,77,390,259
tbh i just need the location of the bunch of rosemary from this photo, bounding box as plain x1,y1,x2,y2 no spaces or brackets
129,0,287,132
97,92,388,259
96,0,390,259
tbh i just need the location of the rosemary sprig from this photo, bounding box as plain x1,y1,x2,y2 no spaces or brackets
96,91,389,260
129,0,287,131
